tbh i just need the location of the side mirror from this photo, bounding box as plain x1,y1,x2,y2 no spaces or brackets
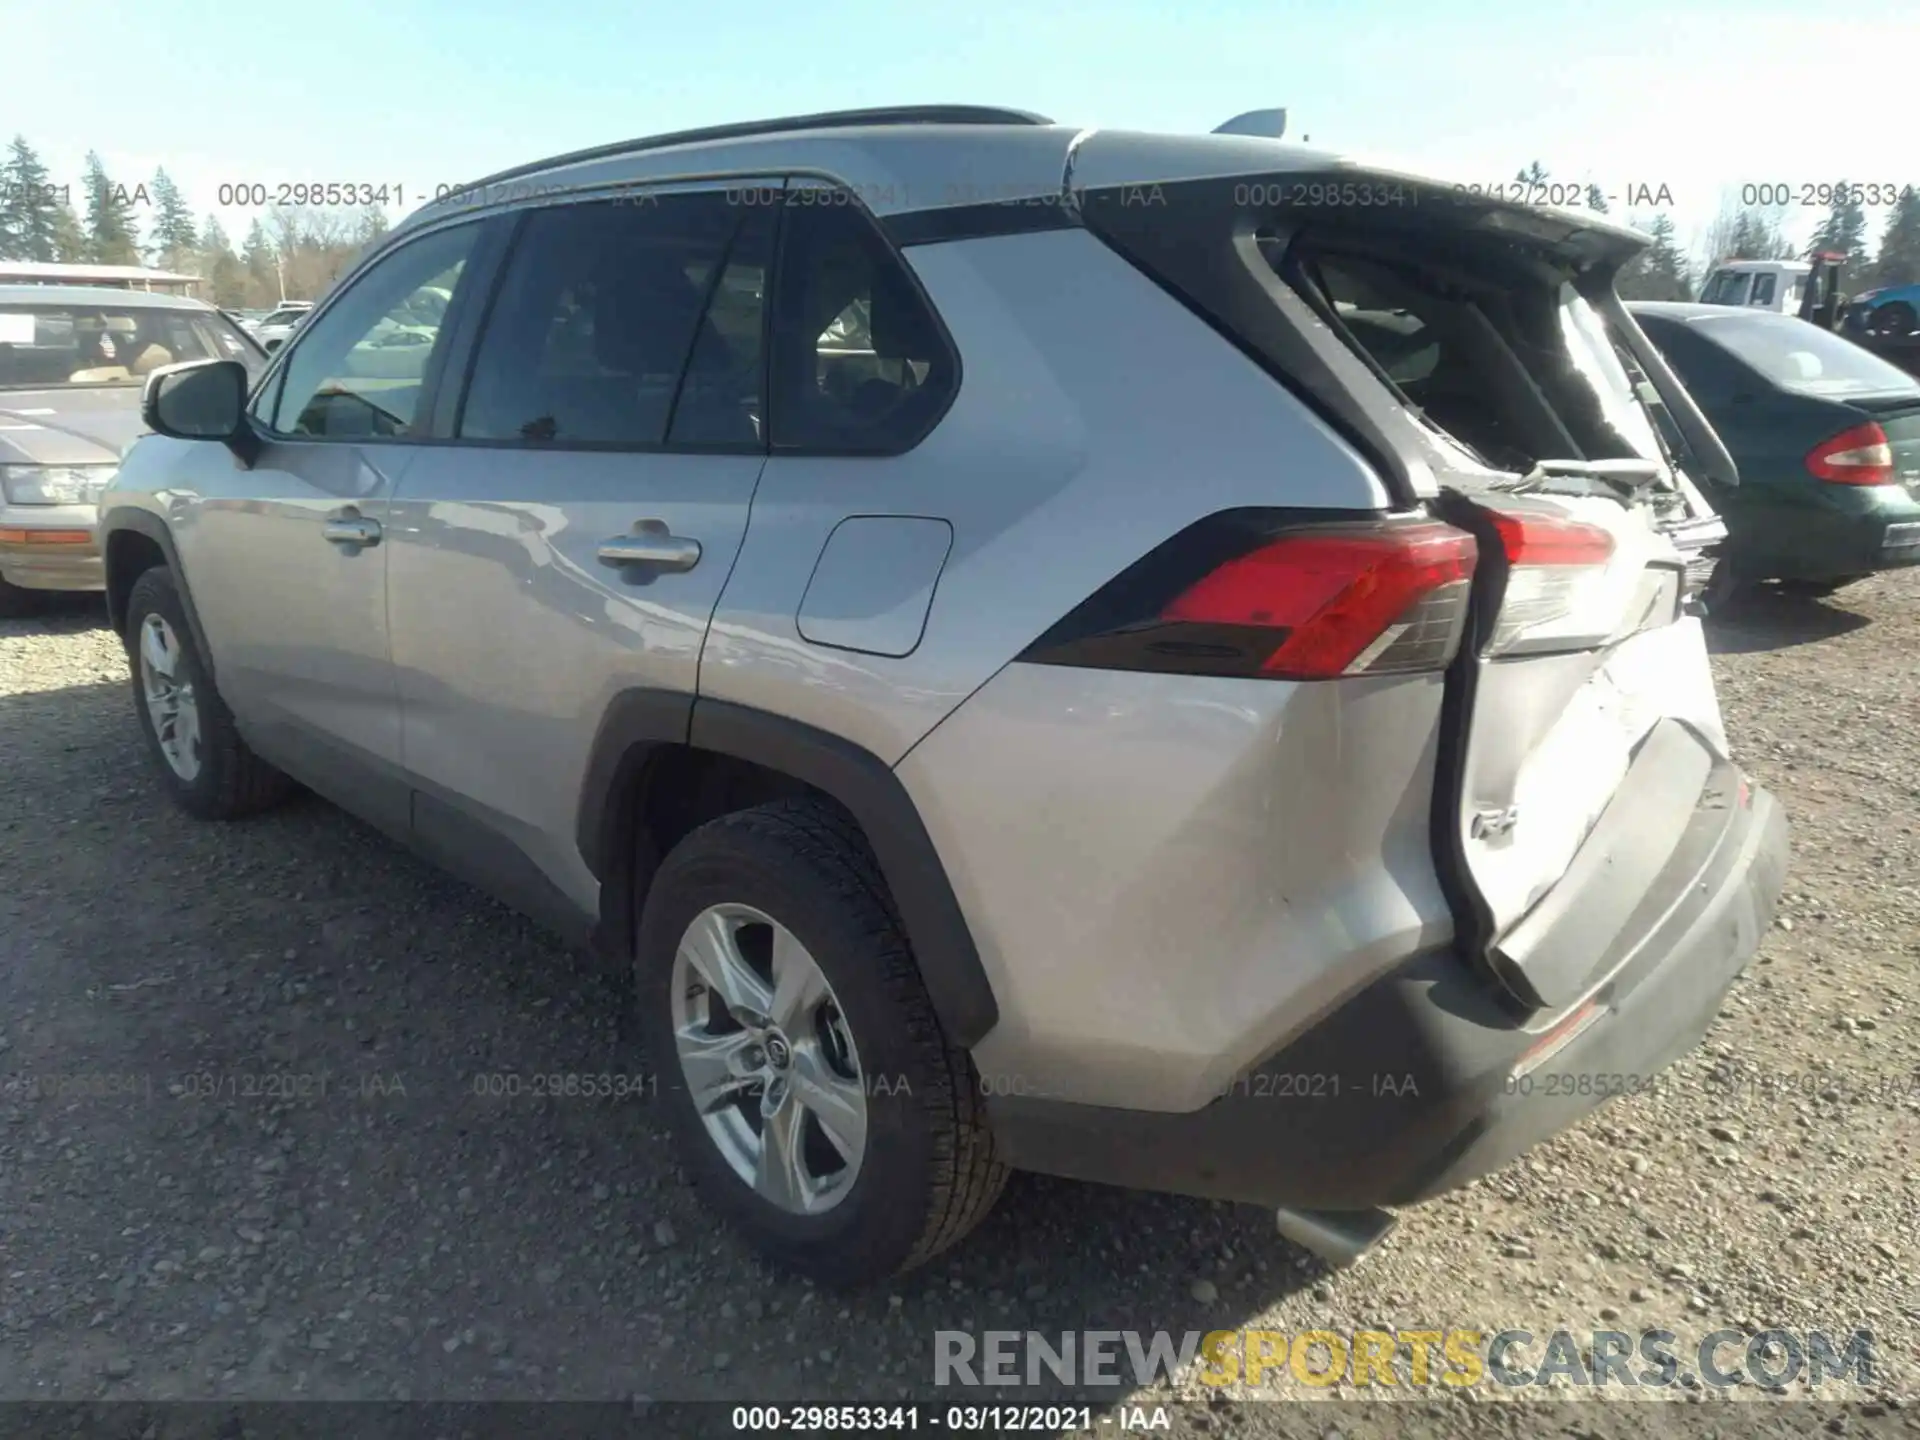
142,359,260,466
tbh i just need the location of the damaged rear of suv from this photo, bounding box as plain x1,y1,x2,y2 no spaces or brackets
101,111,1787,1286
962,137,1788,1250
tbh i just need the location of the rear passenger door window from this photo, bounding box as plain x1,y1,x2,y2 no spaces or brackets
457,191,764,448
770,186,957,453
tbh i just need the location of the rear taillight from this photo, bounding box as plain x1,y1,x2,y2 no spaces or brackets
1020,514,1479,681
1806,423,1894,485
1165,523,1476,678
1485,510,1617,656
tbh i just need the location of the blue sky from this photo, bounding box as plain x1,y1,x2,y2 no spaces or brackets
8,0,1918,269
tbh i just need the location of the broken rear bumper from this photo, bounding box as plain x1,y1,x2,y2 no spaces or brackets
987,775,1787,1210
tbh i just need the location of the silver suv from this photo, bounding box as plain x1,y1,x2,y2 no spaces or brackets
100,105,1789,1288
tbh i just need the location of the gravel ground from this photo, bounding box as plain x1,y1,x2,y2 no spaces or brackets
1,576,1916,1436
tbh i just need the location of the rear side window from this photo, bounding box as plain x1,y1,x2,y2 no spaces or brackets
1634,315,1742,398
770,193,957,453
458,192,760,447
1750,273,1778,307
1690,313,1920,398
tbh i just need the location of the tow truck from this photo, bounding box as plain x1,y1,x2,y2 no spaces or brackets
1696,251,1920,378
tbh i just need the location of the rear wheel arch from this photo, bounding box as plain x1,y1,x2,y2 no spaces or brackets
1870,298,1916,333
578,692,999,1048
102,510,215,677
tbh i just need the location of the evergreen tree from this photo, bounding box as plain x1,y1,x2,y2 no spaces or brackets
241,218,279,302
197,214,247,309
82,151,141,265
147,167,198,270
1808,180,1871,273
1619,214,1692,301
1585,183,1609,215
51,200,87,261
0,136,63,261
1722,209,1796,262
1867,186,1920,288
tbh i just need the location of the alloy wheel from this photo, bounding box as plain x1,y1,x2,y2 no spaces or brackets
138,613,202,782
669,903,868,1215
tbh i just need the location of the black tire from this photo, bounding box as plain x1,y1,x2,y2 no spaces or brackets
1774,575,1865,598
636,798,1008,1287
124,566,295,820
1870,301,1916,336
0,573,48,619
1700,560,1746,616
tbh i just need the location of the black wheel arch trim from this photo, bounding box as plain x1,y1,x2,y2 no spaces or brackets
576,690,999,1048
99,507,216,679
575,687,697,881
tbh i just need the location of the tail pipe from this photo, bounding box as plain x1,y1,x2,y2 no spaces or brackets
1273,1207,1398,1268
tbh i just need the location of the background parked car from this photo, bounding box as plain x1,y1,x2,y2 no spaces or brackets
0,288,266,614
245,301,315,351
1845,281,1920,337
0,285,267,614
1631,302,1920,605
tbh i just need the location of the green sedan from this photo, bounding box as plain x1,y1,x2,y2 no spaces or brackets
1631,302,1920,604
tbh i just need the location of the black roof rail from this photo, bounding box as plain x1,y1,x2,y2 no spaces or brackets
458,105,1055,193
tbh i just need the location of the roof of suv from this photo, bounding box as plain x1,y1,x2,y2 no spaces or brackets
393,103,1653,254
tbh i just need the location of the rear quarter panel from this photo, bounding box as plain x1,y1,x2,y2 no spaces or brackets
698,226,1396,766
898,663,1453,1112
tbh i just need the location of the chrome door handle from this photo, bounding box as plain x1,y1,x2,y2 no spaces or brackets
597,529,701,572
323,513,381,547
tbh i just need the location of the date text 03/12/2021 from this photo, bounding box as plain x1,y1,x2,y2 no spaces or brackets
728,1406,1168,1432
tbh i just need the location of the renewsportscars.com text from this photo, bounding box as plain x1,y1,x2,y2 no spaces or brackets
933,1327,1875,1390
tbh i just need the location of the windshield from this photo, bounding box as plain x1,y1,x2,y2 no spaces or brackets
1698,270,1754,305
0,302,263,389
1692,313,1920,397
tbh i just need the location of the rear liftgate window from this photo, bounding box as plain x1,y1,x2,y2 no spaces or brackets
1079,177,1694,500
1026,182,1693,683
1274,226,1675,485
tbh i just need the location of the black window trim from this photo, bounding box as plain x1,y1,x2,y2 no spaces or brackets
419,172,961,460
245,212,508,448
241,168,964,459
767,175,963,459
428,176,785,459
